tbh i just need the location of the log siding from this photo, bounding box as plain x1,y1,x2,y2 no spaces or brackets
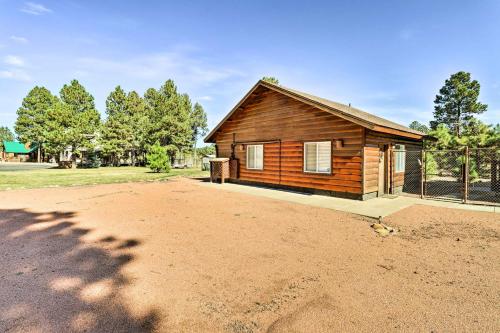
209,83,425,199
214,88,364,194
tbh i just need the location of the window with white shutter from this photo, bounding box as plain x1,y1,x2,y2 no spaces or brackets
304,141,331,173
246,145,263,170
394,144,406,172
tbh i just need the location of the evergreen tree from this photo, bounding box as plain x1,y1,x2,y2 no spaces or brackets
15,86,58,162
144,80,192,162
100,86,132,166
0,126,15,155
487,124,500,147
408,120,429,134
432,71,487,137
0,126,15,142
146,142,170,173
455,119,493,148
190,102,208,164
125,90,148,165
44,101,73,159
427,124,454,150
52,80,101,165
191,102,208,144
196,144,215,157
262,76,279,84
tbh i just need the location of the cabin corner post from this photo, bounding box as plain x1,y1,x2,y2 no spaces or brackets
388,145,394,194
361,146,365,194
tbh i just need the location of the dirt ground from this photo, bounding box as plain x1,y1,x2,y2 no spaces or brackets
0,178,498,332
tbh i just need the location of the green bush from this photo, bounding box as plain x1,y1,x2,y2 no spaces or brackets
146,142,171,173
452,155,479,183
424,152,438,178
85,151,101,168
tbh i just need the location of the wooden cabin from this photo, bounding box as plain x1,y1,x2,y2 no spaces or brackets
204,80,426,200
1,141,37,162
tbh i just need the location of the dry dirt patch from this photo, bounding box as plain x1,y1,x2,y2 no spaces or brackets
0,178,498,332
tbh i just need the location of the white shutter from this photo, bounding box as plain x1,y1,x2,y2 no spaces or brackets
317,141,331,173
255,145,263,169
395,144,405,172
247,146,255,169
304,143,317,172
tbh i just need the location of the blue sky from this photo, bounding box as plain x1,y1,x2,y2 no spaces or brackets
0,0,499,145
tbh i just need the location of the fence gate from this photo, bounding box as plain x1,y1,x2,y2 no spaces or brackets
424,149,464,201
395,147,499,206
467,148,500,204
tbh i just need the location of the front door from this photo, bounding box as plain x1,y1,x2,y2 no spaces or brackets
378,148,386,196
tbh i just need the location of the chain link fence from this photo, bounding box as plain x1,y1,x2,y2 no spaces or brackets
468,148,500,204
393,150,422,196
394,147,499,206
424,149,464,201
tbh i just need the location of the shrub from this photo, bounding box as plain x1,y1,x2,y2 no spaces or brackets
146,142,170,173
83,151,101,168
452,155,479,183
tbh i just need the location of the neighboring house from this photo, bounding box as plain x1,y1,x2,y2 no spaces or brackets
1,141,37,162
205,80,427,200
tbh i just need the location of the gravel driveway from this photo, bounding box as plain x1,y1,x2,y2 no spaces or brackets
0,178,498,332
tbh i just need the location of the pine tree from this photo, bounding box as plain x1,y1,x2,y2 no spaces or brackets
262,76,279,84
0,126,15,155
0,126,15,142
50,80,101,165
144,80,192,163
15,86,58,162
100,86,132,166
125,90,148,165
432,72,487,137
44,101,73,159
190,102,208,165
408,121,429,134
146,142,170,173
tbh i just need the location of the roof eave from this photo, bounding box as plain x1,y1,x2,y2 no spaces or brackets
204,80,264,143
204,80,425,143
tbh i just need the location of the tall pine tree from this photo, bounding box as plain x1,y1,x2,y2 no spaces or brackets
15,86,58,162
54,80,101,164
144,80,192,163
0,126,14,142
125,90,148,165
190,102,208,163
100,86,132,166
432,71,487,137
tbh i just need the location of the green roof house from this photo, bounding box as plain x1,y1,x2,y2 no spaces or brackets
1,141,37,162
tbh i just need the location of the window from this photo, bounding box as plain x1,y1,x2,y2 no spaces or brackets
246,144,263,170
394,144,405,172
304,141,331,173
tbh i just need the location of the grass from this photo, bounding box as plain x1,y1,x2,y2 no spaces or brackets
0,166,209,191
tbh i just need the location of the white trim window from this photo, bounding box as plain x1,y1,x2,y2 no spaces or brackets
304,141,331,173
394,144,406,172
246,144,263,170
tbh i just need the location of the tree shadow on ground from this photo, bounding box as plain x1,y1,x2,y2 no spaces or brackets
0,209,160,332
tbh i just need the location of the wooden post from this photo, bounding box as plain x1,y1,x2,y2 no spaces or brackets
420,149,425,199
491,150,498,192
464,146,469,204
388,145,393,194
